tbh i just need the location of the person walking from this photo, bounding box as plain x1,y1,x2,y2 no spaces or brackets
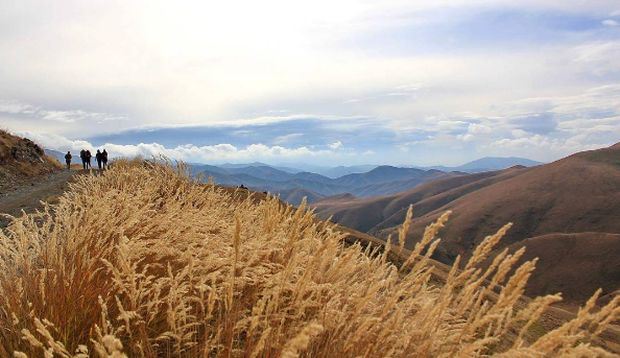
80,149,87,170
64,151,72,170
102,149,108,169
85,150,92,169
95,150,103,170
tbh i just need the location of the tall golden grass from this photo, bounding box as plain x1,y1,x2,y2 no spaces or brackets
0,160,618,357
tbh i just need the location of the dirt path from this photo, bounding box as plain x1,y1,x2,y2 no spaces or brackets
0,170,75,228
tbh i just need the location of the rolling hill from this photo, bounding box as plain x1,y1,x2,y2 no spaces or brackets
313,143,620,306
2,158,617,355
501,232,620,309
2,133,619,354
315,164,378,178
193,164,453,201
455,156,541,171
187,156,542,204
424,156,542,173
278,187,325,205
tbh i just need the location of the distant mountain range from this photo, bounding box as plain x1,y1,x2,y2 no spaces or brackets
215,162,379,178
44,148,542,205
45,149,66,164
302,165,379,178
312,143,620,307
187,156,541,204
190,164,451,203
213,157,542,177
419,156,542,173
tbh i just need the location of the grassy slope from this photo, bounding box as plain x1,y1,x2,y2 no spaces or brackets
1,161,618,356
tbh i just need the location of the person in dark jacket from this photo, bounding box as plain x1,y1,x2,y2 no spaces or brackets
80,149,87,170
95,150,103,169
85,150,92,169
64,151,72,170
102,149,108,169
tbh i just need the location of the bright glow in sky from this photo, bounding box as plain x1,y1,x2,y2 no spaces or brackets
1,0,620,165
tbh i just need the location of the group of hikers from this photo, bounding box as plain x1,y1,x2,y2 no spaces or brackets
63,149,108,170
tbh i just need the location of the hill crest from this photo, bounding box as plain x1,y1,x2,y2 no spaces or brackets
0,130,60,190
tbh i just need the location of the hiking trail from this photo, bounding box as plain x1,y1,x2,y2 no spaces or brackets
0,170,75,228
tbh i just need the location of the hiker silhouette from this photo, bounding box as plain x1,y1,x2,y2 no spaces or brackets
85,150,92,169
80,149,87,170
102,149,108,169
64,151,72,170
96,150,103,169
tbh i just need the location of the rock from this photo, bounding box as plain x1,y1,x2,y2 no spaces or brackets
10,138,46,163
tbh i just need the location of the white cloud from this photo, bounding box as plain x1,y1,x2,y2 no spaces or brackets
468,123,492,134
511,129,529,138
40,110,126,124
273,133,304,144
15,130,345,164
0,100,37,114
1,1,618,136
458,122,492,140
1,1,620,165
488,135,604,156
106,142,343,163
572,41,620,76
328,141,344,150
0,99,127,133
16,131,95,153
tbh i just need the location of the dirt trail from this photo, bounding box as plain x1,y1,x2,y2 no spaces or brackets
0,170,75,228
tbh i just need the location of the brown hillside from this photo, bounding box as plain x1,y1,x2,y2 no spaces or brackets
394,142,620,263
0,130,60,191
501,232,620,309
313,142,620,306
312,167,525,233
278,187,324,205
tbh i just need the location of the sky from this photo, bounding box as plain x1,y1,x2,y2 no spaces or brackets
1,0,620,166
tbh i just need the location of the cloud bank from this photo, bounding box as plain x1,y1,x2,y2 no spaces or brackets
20,131,348,165
1,1,620,165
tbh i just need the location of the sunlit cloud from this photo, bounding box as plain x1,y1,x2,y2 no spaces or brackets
1,0,619,165
18,131,349,165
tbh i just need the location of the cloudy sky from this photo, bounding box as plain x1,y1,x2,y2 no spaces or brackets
1,0,620,166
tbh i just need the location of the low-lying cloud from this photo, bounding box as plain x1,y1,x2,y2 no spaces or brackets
20,131,348,164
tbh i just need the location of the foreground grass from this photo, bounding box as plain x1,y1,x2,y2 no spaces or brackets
0,161,618,357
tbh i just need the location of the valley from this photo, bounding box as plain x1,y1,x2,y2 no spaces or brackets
189,156,541,204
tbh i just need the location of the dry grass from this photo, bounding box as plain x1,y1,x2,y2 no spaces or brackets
0,160,618,357
0,130,61,190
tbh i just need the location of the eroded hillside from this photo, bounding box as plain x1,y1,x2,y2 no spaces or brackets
0,130,60,191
